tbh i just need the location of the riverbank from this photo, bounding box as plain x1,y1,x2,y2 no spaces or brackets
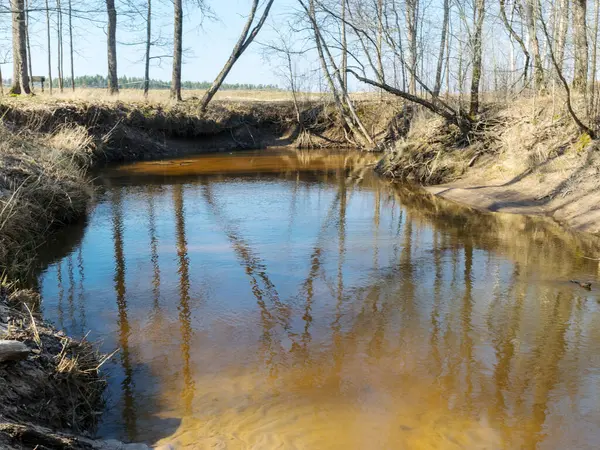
377,96,600,234
0,287,136,449
0,95,396,447
1,93,599,447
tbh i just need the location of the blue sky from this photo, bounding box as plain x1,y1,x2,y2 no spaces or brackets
10,0,307,86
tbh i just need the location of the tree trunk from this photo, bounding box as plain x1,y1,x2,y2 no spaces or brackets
499,0,530,86
144,0,152,97
573,0,588,92
199,0,275,112
433,0,449,96
56,0,63,92
171,0,182,101
376,0,384,85
525,0,545,91
555,0,568,70
25,0,33,91
0,64,4,96
106,0,119,94
469,0,485,116
591,0,599,113
69,0,74,91
45,0,53,95
404,0,418,95
10,0,30,95
340,0,347,91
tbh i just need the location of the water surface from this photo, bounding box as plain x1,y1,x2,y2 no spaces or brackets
38,149,600,449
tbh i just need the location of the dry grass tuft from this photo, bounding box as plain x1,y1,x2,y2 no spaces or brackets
0,288,111,434
0,123,93,279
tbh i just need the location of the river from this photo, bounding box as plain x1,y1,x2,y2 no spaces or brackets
37,149,600,449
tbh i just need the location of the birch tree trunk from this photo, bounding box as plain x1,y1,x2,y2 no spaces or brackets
106,0,119,94
25,0,33,91
404,0,418,95
340,0,347,91
144,0,152,97
56,0,64,92
69,0,74,91
171,0,182,101
433,0,449,96
45,0,53,94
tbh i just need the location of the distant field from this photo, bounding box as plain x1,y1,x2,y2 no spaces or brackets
4,87,385,105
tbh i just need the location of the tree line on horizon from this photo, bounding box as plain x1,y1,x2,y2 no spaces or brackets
0,74,280,92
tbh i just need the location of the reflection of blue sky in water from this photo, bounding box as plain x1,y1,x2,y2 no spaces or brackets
39,151,600,449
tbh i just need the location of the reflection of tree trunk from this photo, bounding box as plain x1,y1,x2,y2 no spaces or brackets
491,267,525,422
461,243,474,412
147,190,161,312
77,247,86,333
200,182,283,375
528,292,572,448
67,256,76,331
173,185,195,414
430,232,443,376
111,189,137,441
56,263,65,330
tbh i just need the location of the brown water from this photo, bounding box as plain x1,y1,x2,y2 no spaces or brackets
38,149,600,449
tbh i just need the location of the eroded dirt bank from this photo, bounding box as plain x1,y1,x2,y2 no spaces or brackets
377,97,600,235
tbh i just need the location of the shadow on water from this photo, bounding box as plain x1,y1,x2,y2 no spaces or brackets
34,149,600,448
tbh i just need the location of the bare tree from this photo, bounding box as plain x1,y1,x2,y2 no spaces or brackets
56,0,64,92
572,0,588,92
199,0,276,112
469,0,485,116
106,0,119,94
170,0,182,100
45,0,53,94
525,0,545,91
434,0,450,96
10,0,31,94
25,0,32,90
144,0,151,97
68,0,74,91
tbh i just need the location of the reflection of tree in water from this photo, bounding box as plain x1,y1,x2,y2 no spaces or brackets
200,182,292,378
111,188,137,442
77,247,87,333
173,184,195,415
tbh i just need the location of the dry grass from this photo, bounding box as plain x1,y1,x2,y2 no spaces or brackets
378,94,594,186
0,123,92,278
0,287,109,434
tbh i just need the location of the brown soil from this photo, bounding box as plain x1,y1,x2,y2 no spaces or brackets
0,287,116,449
